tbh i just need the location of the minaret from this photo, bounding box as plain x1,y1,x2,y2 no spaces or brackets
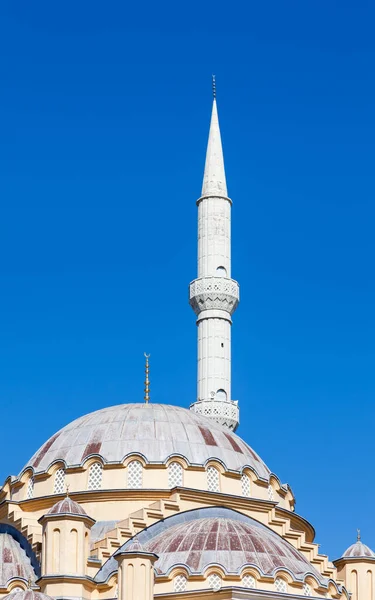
189,79,240,431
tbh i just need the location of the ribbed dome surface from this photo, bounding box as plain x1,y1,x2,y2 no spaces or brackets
342,540,375,559
0,533,36,587
3,592,53,600
145,517,322,577
48,496,87,517
23,404,271,479
99,508,324,584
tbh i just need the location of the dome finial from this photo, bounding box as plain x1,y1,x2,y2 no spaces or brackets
212,74,216,98
144,353,150,404
66,483,70,497
357,528,361,542
27,577,32,590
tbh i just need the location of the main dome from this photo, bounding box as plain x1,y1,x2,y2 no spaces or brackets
23,403,271,479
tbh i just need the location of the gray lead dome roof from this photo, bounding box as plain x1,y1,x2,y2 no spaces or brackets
23,403,271,479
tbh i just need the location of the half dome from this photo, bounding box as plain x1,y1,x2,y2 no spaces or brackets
23,403,271,479
98,507,326,585
0,532,37,588
145,516,322,579
3,592,53,600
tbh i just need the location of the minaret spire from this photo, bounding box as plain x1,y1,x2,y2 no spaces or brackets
189,81,240,431
201,82,227,198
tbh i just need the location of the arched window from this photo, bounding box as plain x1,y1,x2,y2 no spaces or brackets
53,468,66,494
207,466,220,492
275,577,287,593
168,462,183,488
70,529,79,572
216,266,227,277
367,570,373,600
216,389,227,401
267,484,274,501
127,460,143,488
52,529,60,572
208,573,222,591
241,473,251,497
88,462,103,490
26,476,34,499
351,570,358,600
303,582,311,596
173,574,187,592
242,574,256,589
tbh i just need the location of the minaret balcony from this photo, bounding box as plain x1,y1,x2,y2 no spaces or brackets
190,398,239,431
189,277,239,316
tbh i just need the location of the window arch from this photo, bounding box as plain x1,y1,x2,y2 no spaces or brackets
88,462,103,490
241,472,251,497
275,577,287,593
367,570,373,600
127,460,143,488
173,574,187,592
26,476,34,499
216,266,227,277
53,468,66,494
216,389,227,401
208,573,222,591
242,574,256,589
206,466,220,492
351,570,358,600
168,462,183,488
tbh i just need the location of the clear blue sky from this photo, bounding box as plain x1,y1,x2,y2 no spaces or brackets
1,0,374,561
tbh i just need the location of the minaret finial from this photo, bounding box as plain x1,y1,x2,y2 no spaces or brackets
357,528,361,542
212,74,216,98
144,353,150,404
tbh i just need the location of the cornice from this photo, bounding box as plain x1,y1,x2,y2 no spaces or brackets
37,574,96,588
334,556,375,566
38,512,95,527
155,585,309,599
275,506,315,543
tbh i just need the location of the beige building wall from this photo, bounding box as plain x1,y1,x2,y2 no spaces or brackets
335,559,375,600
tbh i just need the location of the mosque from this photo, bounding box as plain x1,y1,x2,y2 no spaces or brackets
0,86,372,600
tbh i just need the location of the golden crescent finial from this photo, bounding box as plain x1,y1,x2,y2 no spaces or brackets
144,353,150,404
66,483,70,497
357,528,361,542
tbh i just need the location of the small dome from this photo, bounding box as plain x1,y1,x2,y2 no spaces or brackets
48,496,87,517
3,592,53,600
96,507,325,584
342,540,375,559
0,532,37,588
145,517,322,578
23,404,272,480
124,537,145,553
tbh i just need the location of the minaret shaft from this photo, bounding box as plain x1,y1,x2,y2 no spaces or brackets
189,97,239,431
198,196,231,278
